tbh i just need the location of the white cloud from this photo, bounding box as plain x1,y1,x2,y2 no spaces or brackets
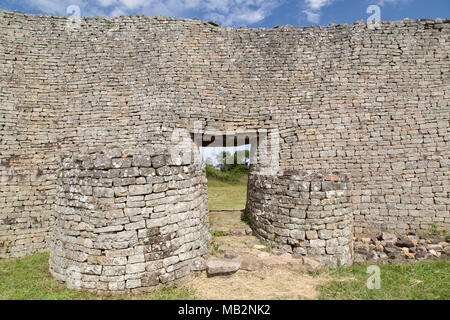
375,0,411,6
24,0,79,15
10,0,417,26
97,0,117,7
376,0,397,6
110,6,126,16
302,0,337,24
305,0,334,10
24,0,282,26
300,0,412,24
199,0,280,26
22,0,110,16
119,0,148,10
303,10,320,24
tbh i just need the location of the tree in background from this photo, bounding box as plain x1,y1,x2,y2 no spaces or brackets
206,150,249,184
216,150,249,173
205,156,214,167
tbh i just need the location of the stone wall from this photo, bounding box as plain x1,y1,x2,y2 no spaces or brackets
247,170,353,266
0,10,63,257
49,148,210,291
0,9,449,264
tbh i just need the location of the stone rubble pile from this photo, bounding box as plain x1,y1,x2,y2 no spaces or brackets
205,231,450,278
353,232,450,264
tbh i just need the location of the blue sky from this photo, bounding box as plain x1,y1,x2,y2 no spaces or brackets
0,1,448,27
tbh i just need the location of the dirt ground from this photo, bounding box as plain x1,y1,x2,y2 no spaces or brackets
183,210,332,300
186,267,330,300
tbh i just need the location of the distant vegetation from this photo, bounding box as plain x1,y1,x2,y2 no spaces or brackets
205,165,247,184
206,169,248,210
205,151,249,210
205,150,249,184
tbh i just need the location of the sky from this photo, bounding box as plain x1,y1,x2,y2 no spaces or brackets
200,145,250,167
0,0,448,27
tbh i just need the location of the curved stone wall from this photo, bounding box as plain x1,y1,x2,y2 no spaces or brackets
49,148,210,291
246,170,353,266
0,9,448,269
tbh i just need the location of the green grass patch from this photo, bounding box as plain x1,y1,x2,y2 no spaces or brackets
315,259,450,300
212,230,231,237
1,251,449,300
208,234,224,255
255,241,272,253
207,173,248,211
427,223,449,237
240,210,250,225
206,166,248,186
205,165,247,184
0,252,196,300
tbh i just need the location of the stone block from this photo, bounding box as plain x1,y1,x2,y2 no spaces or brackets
129,184,152,196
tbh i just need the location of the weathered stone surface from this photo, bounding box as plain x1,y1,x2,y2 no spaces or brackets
206,257,240,276
302,257,323,271
354,232,448,263
93,187,114,198
112,158,132,169
191,257,206,271
224,251,237,259
239,256,262,271
151,156,166,169
247,172,354,265
396,236,415,248
129,184,152,196
444,246,450,256
132,155,152,168
48,150,209,292
381,232,397,241
0,10,448,294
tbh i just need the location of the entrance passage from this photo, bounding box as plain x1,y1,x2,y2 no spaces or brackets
201,143,250,212
192,130,256,212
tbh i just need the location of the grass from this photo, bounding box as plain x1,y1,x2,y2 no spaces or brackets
1,245,449,300
240,210,250,225
256,243,272,253
0,252,196,300
428,223,449,237
208,233,224,255
207,174,248,211
211,230,231,237
208,230,230,255
205,165,248,184
315,259,450,300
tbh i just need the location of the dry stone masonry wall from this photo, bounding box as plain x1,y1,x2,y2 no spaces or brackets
49,148,210,291
247,170,353,266
0,9,448,289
